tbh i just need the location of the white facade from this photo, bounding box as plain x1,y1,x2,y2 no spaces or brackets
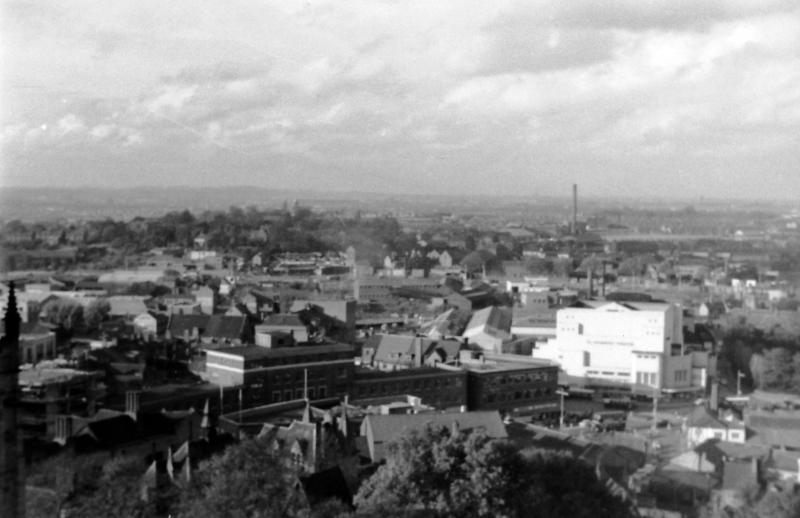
534,301,705,392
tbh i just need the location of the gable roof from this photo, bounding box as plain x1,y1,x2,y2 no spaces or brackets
168,314,210,336
205,315,246,340
465,306,511,334
363,410,506,462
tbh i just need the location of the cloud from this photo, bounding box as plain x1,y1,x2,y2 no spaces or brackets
2,1,800,198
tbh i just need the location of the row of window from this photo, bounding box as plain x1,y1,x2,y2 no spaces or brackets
485,371,554,387
354,376,464,397
484,387,554,403
673,370,688,383
271,386,328,403
636,372,658,386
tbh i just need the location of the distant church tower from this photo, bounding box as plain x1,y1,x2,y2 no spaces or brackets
1,283,23,518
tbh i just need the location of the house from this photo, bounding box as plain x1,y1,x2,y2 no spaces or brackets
167,314,208,342
133,311,167,337
361,334,427,371
461,306,512,353
359,410,506,463
19,322,57,365
202,315,250,346
194,286,215,315
258,314,309,344
686,407,746,447
716,459,760,510
360,334,465,371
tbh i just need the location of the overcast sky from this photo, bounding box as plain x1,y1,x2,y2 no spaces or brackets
2,1,799,199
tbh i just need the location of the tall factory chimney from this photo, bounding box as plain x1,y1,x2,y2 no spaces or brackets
572,184,578,235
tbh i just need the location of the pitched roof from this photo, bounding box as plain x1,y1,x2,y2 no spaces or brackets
205,315,246,340
365,334,423,364
687,406,743,429
363,410,506,462
263,314,306,327
107,296,149,317
168,314,209,336
465,306,512,334
721,460,757,490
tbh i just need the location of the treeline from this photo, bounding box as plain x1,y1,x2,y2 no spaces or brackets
39,426,634,518
721,326,800,393
2,206,415,270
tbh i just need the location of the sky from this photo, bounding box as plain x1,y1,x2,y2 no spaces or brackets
2,0,800,199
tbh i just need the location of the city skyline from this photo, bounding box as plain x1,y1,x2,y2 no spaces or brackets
3,1,800,199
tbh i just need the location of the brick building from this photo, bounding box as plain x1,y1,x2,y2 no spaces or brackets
204,344,354,407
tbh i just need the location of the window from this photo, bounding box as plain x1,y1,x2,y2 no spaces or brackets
295,388,304,399
284,389,292,400
318,386,327,398
583,352,591,367
272,391,282,403
578,323,584,335
308,387,316,399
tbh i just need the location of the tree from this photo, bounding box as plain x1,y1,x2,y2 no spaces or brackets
40,298,84,332
756,348,795,391
176,436,312,518
354,426,633,518
84,298,111,331
59,455,165,518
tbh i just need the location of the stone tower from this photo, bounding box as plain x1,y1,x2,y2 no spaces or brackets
1,282,23,518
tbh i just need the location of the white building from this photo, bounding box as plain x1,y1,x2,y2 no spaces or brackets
534,301,711,394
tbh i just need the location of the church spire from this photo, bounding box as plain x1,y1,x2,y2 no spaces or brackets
3,282,20,339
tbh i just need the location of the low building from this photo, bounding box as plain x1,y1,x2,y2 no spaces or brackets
461,306,512,353
351,367,467,410
19,322,57,365
457,351,559,413
18,364,102,440
204,344,355,407
686,407,746,447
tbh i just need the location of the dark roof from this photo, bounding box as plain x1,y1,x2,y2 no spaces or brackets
168,314,209,336
208,343,354,361
73,411,183,451
206,315,246,339
721,460,757,490
20,321,54,336
263,314,305,327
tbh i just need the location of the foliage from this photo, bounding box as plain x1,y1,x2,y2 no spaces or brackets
354,426,633,518
723,326,800,392
84,298,111,331
40,297,84,331
60,455,164,518
175,436,345,518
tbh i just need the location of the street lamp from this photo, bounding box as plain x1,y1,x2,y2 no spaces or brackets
556,389,569,429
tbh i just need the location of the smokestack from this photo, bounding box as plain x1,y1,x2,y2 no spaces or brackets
572,184,578,235
710,382,719,412
601,262,606,298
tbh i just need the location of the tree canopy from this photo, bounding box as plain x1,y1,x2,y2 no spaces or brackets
354,426,634,518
